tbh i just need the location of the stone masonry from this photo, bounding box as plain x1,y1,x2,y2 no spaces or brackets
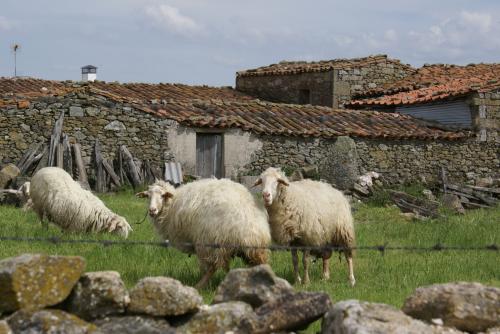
0,91,497,187
236,57,413,108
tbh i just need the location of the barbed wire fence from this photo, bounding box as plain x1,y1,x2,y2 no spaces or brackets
0,236,498,255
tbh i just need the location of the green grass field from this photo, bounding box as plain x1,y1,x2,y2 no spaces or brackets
0,187,498,332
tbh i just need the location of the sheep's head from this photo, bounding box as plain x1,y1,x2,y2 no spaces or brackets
108,215,133,239
253,167,289,207
136,180,175,217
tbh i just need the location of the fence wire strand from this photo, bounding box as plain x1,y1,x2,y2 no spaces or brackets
0,236,498,255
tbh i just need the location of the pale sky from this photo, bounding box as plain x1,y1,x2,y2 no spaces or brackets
1,0,500,86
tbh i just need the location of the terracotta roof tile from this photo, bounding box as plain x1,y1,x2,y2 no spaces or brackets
0,77,71,98
349,63,500,106
0,77,466,141
128,98,466,141
237,55,413,77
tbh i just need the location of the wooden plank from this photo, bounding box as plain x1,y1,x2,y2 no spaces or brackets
94,139,106,193
62,134,73,177
464,184,500,195
56,142,64,169
48,112,64,167
72,143,89,189
120,145,142,189
463,201,491,209
447,184,498,206
118,146,125,185
102,159,121,187
17,143,43,175
389,190,440,218
32,146,49,175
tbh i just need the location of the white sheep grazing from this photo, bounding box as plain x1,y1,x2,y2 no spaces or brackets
136,178,271,289
30,167,132,238
254,167,356,286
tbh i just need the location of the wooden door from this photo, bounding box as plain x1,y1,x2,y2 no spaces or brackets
196,133,223,178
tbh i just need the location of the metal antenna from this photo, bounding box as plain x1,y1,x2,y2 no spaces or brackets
12,43,20,77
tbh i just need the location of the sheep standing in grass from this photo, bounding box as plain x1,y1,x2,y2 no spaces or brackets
30,167,132,238
136,179,271,288
254,167,355,286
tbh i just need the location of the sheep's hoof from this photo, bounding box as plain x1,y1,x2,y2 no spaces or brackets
349,277,356,287
294,277,302,285
320,276,330,282
302,278,310,285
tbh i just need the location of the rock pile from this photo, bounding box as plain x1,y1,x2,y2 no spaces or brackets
0,253,498,334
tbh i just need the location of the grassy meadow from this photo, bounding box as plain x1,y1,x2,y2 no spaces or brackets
0,186,498,332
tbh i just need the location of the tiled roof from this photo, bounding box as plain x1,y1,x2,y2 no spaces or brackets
0,77,251,102
0,77,70,98
114,95,465,141
349,63,500,106
237,55,413,77
0,77,466,140
89,81,252,102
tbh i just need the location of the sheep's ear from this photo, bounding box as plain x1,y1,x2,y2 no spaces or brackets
162,192,174,200
252,178,262,188
135,191,149,198
277,178,290,186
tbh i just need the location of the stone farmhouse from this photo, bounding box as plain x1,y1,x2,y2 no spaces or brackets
236,55,414,108
0,55,498,188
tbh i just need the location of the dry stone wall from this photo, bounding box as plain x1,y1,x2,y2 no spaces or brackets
0,92,497,187
236,60,413,108
242,134,499,187
471,91,500,143
1,254,498,334
0,92,176,179
333,62,411,108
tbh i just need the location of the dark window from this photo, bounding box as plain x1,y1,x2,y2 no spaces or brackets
299,89,311,105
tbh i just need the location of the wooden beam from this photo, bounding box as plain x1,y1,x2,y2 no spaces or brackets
48,112,64,167
102,159,121,188
62,134,73,177
94,139,106,193
72,143,89,189
119,145,142,189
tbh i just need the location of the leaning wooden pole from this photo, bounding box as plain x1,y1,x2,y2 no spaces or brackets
48,112,64,167
94,139,106,193
72,143,90,189
120,145,142,189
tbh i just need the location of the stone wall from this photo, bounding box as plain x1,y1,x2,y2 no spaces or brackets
333,62,413,108
0,92,263,182
236,60,413,108
471,91,500,143
0,91,497,187
236,71,334,106
0,92,174,180
241,134,499,187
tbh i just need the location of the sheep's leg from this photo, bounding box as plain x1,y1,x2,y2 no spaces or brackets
322,257,330,281
302,250,310,285
35,209,48,230
291,249,301,284
195,264,216,289
346,253,355,287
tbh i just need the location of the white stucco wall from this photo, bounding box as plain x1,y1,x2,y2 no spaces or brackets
167,125,262,179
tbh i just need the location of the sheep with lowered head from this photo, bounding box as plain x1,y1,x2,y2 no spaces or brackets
254,167,355,286
136,178,271,288
30,167,132,238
